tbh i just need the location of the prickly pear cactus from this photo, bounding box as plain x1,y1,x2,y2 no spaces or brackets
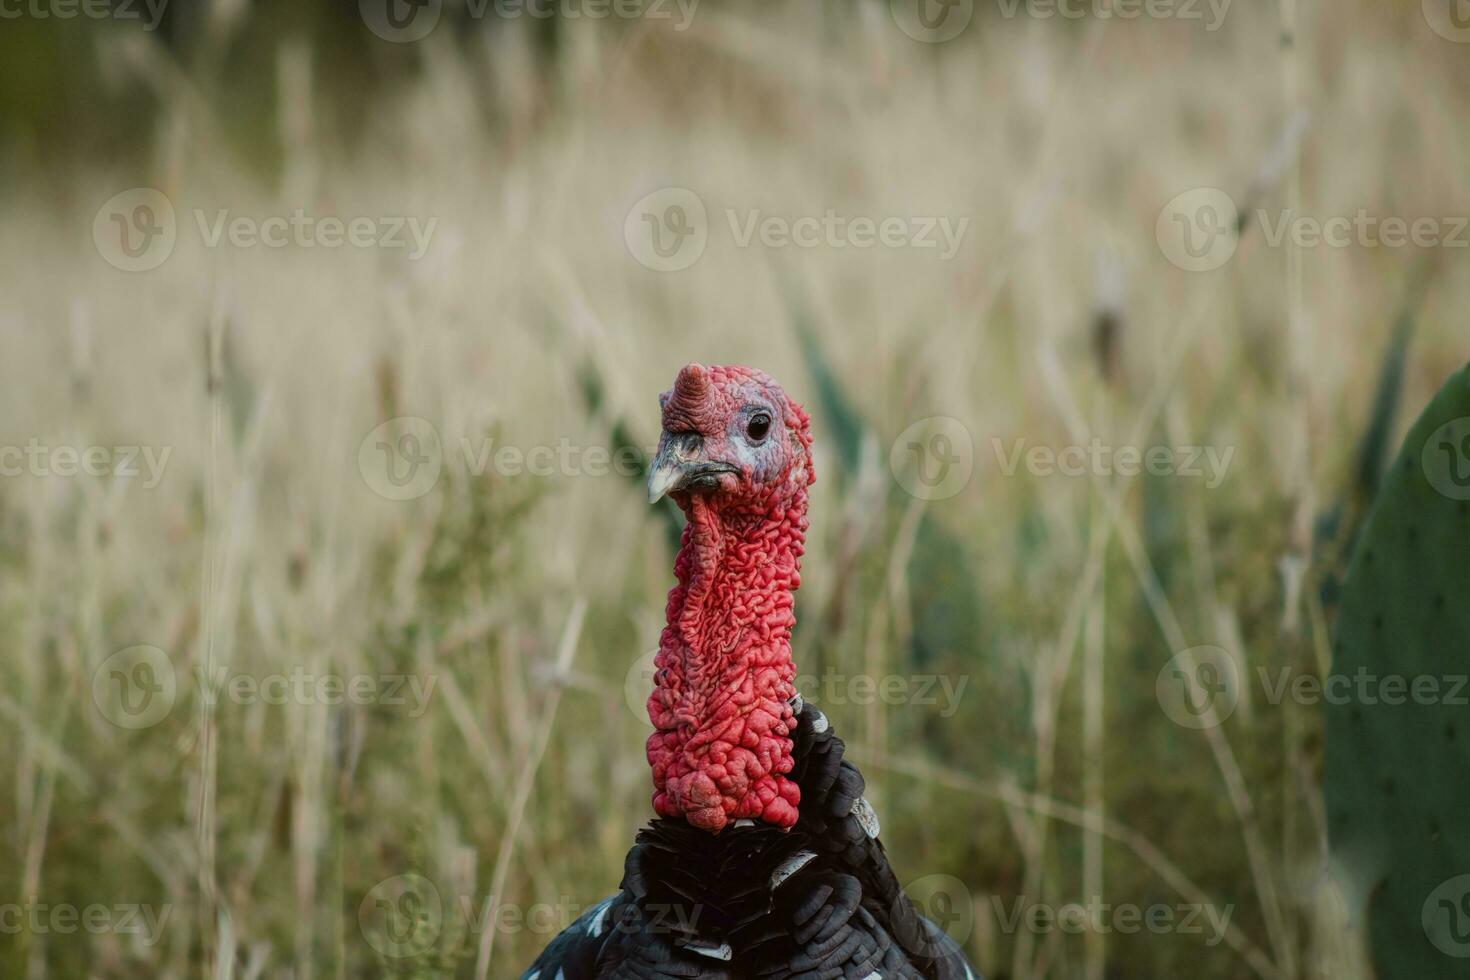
1325,362,1470,978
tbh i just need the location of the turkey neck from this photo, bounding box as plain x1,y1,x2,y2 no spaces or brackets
646,488,808,831
667,493,806,693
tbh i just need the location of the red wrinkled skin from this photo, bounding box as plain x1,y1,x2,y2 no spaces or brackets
646,365,814,832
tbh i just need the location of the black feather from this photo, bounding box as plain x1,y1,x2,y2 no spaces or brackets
523,702,980,980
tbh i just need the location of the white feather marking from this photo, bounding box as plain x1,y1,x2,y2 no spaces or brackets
851,796,881,838
809,710,829,734
585,897,613,938
769,850,817,890
676,938,733,960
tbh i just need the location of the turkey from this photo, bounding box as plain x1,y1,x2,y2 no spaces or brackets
525,363,980,979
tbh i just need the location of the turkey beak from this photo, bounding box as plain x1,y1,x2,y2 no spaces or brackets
647,433,736,504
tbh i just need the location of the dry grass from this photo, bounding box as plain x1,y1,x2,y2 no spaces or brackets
1,1,1468,977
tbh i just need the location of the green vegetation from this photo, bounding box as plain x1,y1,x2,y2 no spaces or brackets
0,1,1466,977
1325,365,1470,979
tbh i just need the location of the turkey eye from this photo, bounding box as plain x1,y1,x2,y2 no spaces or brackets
746,413,772,442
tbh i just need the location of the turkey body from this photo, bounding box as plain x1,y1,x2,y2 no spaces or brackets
523,699,980,980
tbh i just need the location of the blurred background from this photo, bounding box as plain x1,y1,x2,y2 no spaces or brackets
2,0,1469,976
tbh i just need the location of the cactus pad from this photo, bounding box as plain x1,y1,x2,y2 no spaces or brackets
1324,362,1470,977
